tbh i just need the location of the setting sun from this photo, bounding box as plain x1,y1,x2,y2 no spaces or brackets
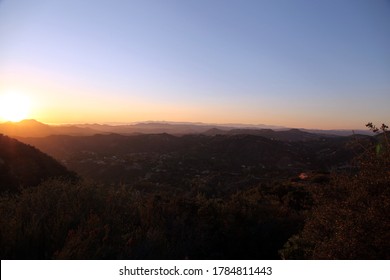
0,92,31,122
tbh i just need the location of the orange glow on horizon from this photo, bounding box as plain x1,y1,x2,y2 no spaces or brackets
0,85,367,130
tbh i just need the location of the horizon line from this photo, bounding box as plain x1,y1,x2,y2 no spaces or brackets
0,118,373,132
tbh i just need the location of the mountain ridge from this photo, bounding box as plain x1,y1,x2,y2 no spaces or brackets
0,119,373,138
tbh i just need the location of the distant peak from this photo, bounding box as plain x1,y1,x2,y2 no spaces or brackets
19,119,41,124
3,119,39,124
17,119,48,126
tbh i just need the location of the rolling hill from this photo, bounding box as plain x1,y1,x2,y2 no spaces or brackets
0,134,77,194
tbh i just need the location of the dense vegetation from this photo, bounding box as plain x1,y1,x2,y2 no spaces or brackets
0,124,388,259
0,179,307,259
280,124,390,259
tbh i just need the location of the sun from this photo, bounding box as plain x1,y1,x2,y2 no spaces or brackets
0,92,31,122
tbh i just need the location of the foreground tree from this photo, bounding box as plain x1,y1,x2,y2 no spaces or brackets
281,123,390,259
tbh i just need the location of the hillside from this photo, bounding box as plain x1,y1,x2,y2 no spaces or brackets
17,133,364,186
0,134,77,194
203,128,326,141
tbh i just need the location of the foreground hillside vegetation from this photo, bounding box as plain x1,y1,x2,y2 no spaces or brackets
0,124,388,259
280,123,390,259
0,134,77,194
0,179,306,259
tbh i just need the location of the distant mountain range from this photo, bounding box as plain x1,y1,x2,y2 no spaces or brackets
0,119,372,138
0,119,98,137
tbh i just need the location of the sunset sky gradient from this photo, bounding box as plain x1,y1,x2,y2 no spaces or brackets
0,0,389,129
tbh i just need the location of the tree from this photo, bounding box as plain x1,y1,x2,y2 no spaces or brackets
280,123,390,259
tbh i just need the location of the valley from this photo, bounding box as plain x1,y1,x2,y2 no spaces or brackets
17,130,363,189
0,121,387,260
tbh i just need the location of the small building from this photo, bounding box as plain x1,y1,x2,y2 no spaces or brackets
299,173,309,180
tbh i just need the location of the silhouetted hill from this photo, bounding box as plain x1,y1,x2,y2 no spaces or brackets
302,128,373,136
0,119,53,137
77,122,222,135
0,134,77,194
204,128,324,141
202,128,229,136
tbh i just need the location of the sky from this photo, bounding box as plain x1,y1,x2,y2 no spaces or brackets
0,0,389,129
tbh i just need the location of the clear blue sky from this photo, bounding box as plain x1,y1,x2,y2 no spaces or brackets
0,0,389,129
